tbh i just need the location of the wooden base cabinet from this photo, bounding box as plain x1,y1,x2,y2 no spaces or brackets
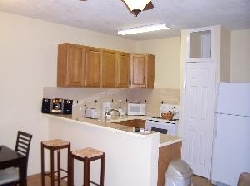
158,142,182,186
130,54,155,88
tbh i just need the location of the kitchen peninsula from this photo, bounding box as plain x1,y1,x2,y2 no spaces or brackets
45,114,182,186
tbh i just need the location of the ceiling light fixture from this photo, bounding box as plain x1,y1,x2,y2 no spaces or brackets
118,24,170,35
123,0,151,16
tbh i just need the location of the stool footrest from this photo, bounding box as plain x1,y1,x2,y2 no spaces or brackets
90,180,101,186
44,172,68,181
44,169,68,176
60,168,68,173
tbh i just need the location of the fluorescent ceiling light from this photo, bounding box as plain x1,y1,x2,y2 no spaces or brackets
118,24,170,35
123,0,151,11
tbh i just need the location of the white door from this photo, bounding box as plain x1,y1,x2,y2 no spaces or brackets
182,62,216,178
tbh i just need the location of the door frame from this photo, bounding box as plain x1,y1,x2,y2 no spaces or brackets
181,26,219,179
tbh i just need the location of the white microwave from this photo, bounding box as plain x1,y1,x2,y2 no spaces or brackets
127,103,146,116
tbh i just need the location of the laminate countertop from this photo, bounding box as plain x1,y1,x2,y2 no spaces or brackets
44,114,182,147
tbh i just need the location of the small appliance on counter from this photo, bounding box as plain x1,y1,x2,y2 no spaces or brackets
41,98,73,115
127,102,146,116
41,98,51,113
102,102,111,117
51,98,63,113
85,107,99,119
63,99,73,114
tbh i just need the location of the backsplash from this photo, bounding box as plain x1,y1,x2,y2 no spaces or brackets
43,87,180,117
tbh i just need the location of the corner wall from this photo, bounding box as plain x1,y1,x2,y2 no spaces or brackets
135,37,181,89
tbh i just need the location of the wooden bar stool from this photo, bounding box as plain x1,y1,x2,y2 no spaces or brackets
41,139,70,186
69,147,105,186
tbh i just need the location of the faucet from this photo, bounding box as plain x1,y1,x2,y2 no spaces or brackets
105,108,120,122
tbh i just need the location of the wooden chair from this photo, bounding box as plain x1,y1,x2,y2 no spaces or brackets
151,127,168,134
0,131,33,186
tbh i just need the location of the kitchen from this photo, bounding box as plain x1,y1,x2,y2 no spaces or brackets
0,2,250,186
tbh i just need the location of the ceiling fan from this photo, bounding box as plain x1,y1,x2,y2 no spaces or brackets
79,0,154,17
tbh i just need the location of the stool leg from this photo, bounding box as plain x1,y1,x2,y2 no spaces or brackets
100,153,105,186
40,143,45,186
69,152,74,186
57,150,61,186
84,159,91,186
50,149,55,186
67,145,71,186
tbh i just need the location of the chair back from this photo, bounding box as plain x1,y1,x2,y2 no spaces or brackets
151,127,168,134
15,131,32,175
15,131,32,157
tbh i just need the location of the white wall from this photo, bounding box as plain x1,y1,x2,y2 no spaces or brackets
220,26,231,82
230,29,250,82
135,37,181,89
0,11,135,175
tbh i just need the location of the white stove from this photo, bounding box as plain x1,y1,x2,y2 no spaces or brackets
145,104,179,135
145,117,178,135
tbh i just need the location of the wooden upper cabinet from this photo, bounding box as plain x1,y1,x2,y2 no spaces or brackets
117,52,130,88
146,54,155,88
85,47,101,87
57,43,85,87
130,53,155,88
57,43,154,88
130,54,146,88
101,49,117,88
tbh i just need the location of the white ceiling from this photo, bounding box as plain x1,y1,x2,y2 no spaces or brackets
0,0,250,40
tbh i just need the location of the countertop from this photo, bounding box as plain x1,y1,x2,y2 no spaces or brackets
44,114,182,147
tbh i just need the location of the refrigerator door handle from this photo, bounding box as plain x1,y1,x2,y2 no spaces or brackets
214,113,218,138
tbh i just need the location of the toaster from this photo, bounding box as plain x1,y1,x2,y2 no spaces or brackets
85,107,99,119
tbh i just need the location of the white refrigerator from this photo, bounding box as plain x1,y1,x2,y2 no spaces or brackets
211,83,250,186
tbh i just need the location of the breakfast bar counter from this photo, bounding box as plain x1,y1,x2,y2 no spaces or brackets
45,114,182,146
45,114,182,186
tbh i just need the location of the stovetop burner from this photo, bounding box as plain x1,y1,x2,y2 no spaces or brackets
147,117,179,123
145,117,178,135
152,117,179,121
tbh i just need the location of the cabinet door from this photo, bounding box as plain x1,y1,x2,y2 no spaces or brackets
85,47,101,87
101,50,117,88
146,54,155,88
117,52,130,88
57,44,85,87
130,54,146,88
